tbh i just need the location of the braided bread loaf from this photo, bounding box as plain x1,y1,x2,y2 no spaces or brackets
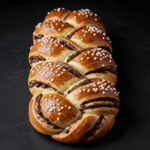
28,8,120,144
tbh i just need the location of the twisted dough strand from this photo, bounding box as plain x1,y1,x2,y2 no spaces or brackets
28,8,120,143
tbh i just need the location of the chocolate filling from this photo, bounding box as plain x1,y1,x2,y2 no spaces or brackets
62,126,72,134
67,79,93,94
29,81,62,94
66,27,85,39
84,116,104,137
29,56,46,64
66,49,88,62
34,34,44,40
58,62,84,79
80,97,119,110
34,94,59,129
85,66,117,75
52,37,76,50
59,39,76,50
29,81,49,88
63,12,72,21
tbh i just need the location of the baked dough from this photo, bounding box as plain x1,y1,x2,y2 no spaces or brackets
28,8,120,143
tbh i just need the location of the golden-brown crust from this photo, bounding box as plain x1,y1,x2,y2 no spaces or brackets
28,7,120,144
65,9,106,33
70,26,112,51
68,48,116,75
40,93,82,128
86,72,117,85
28,94,62,135
29,37,75,67
33,19,74,44
45,8,71,21
52,114,99,143
29,98,48,135
83,107,119,116
28,61,81,94
84,115,115,142
66,78,119,113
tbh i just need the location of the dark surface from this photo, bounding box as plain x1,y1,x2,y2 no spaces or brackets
0,0,150,149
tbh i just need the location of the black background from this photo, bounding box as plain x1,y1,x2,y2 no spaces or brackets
0,0,150,149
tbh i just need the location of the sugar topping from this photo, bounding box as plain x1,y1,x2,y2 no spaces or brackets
78,79,119,96
36,37,64,54
35,23,41,28
35,19,67,31
54,8,66,12
79,9,91,15
47,8,66,14
30,62,67,81
76,9,99,19
30,46,33,49
42,94,72,121
72,9,100,23
80,26,111,43
80,48,114,65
